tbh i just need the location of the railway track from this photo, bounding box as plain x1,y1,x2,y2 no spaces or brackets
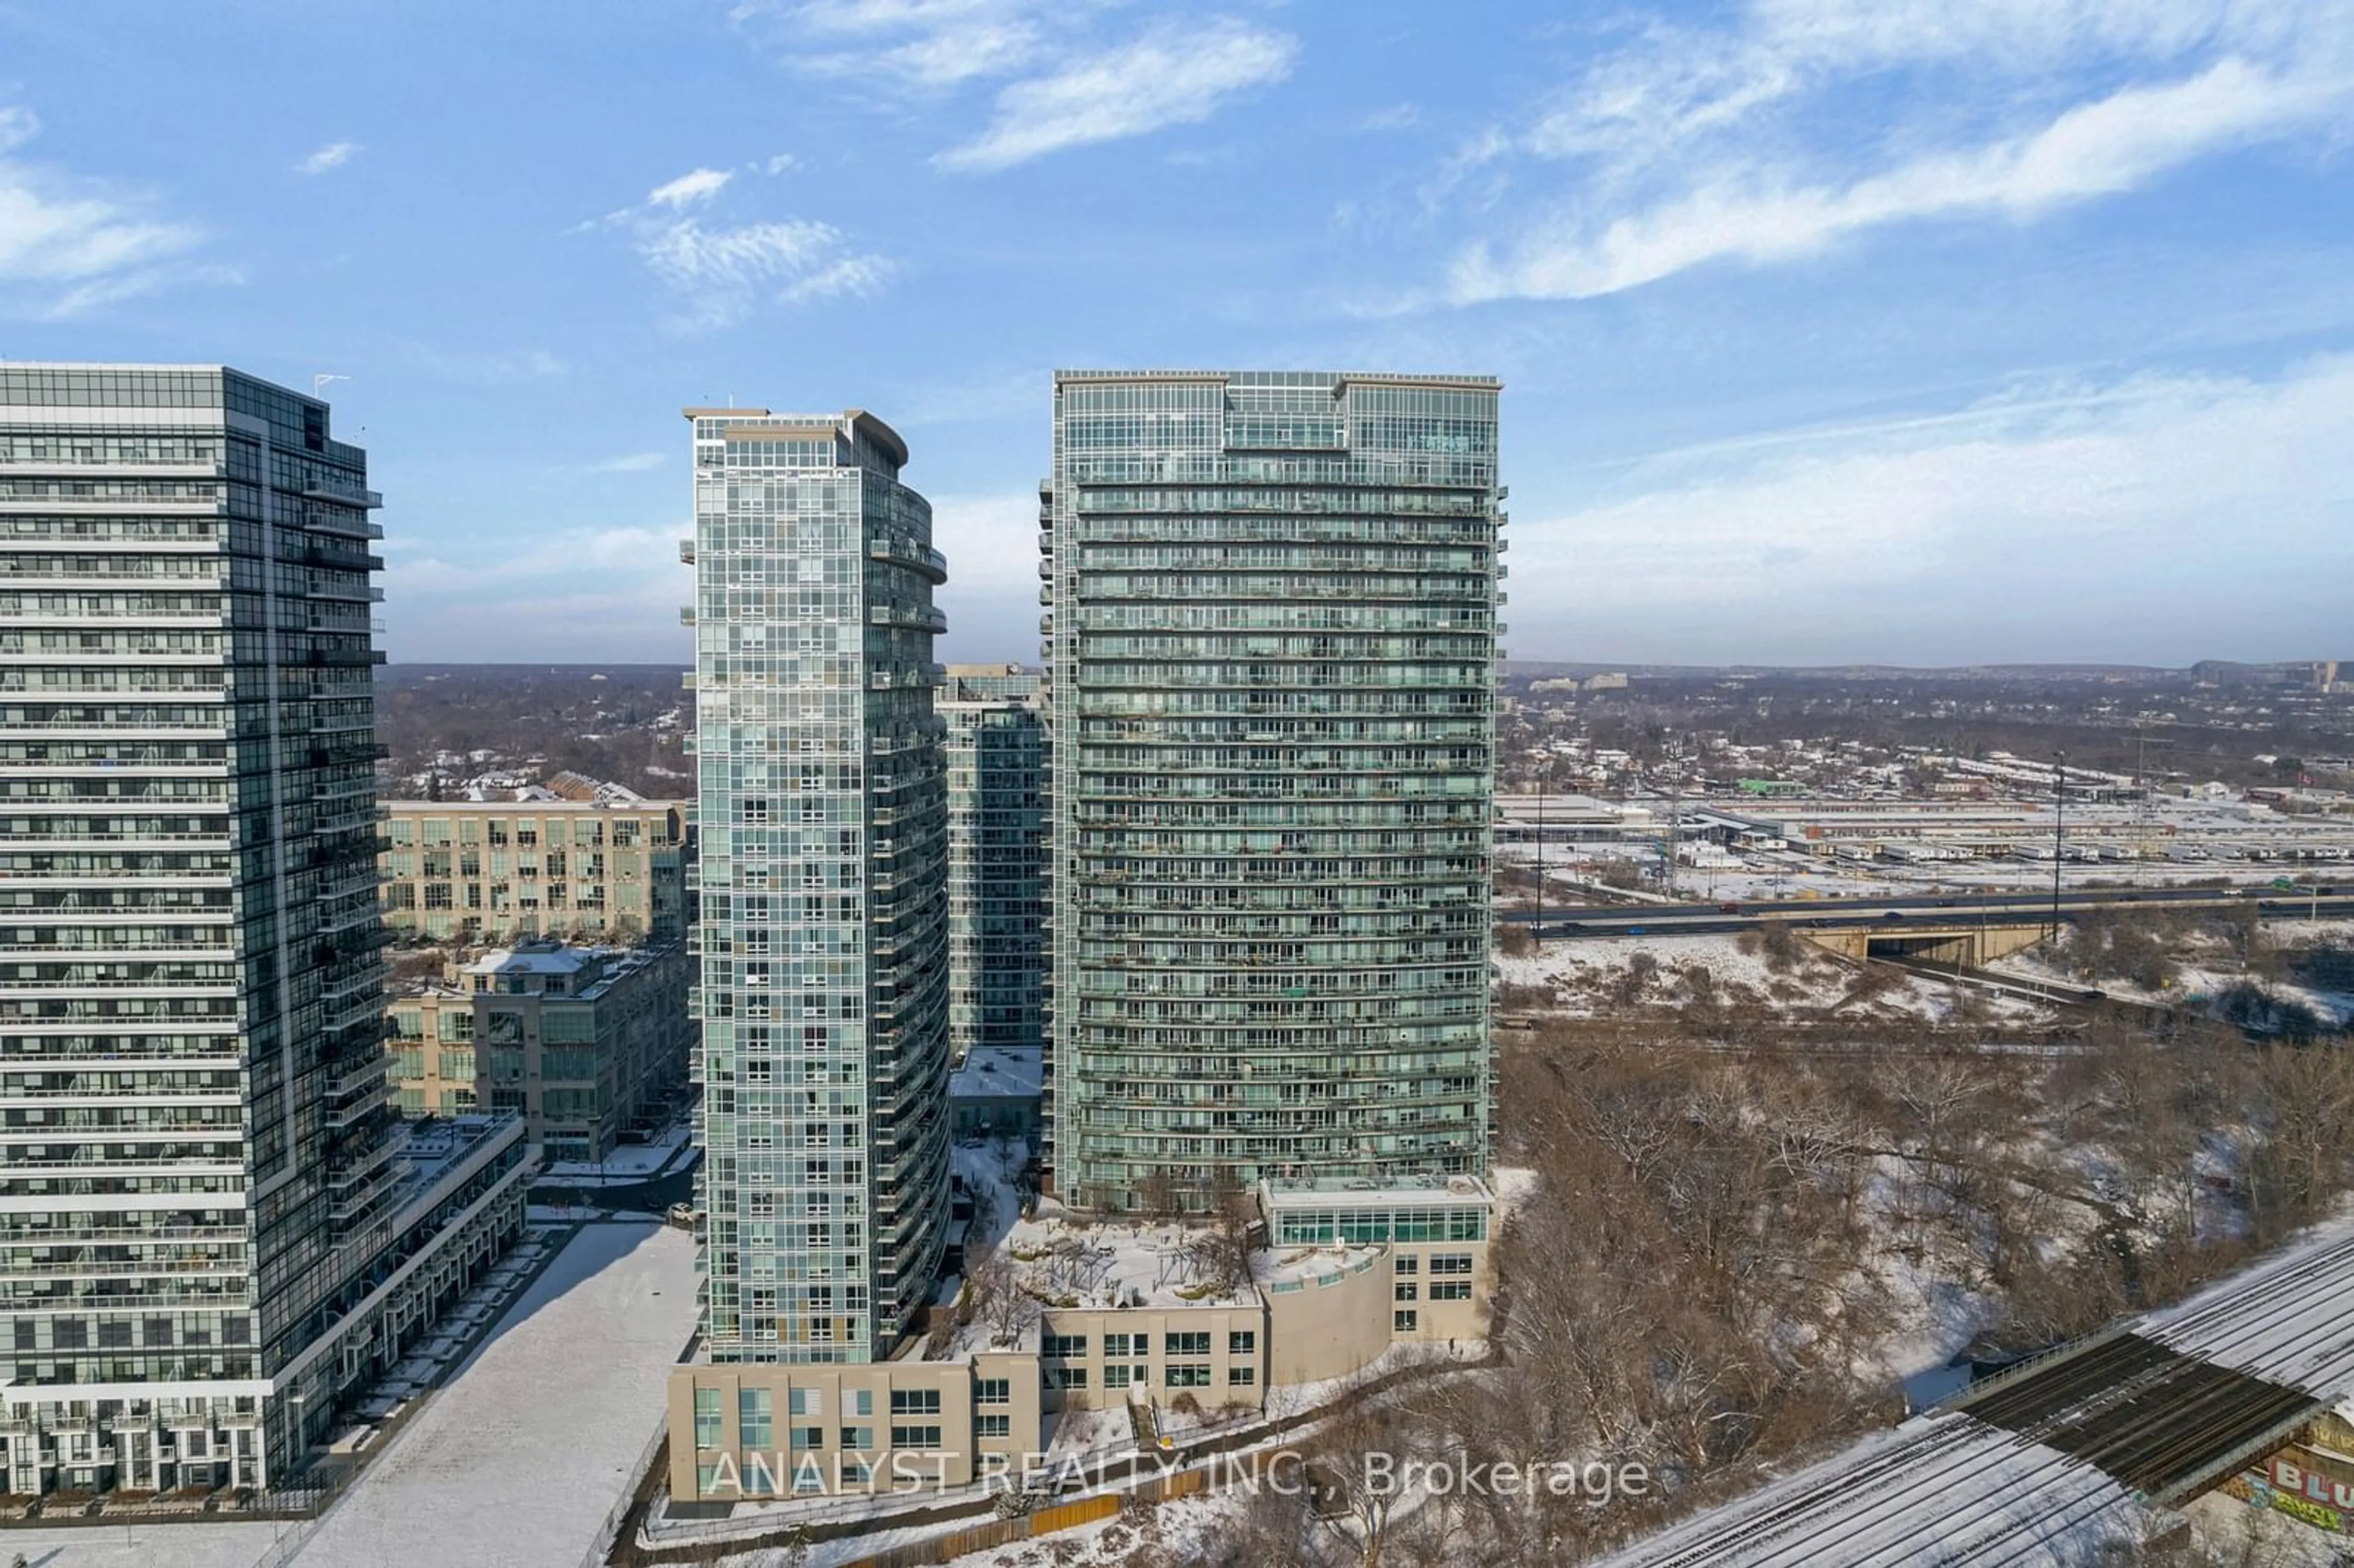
1601,1219,2354,1566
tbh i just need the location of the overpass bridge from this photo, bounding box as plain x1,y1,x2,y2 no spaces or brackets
1596,1216,2354,1567
1506,889,2354,967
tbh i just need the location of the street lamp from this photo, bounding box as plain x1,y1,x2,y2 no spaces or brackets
2051,752,2067,943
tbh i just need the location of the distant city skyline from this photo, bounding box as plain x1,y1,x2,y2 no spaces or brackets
4,1,2350,664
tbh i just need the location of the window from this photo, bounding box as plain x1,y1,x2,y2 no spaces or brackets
693,1388,722,1450
1228,1330,1255,1355
1044,1333,1088,1359
1395,1283,1418,1301
1394,1311,1418,1332
840,1459,872,1484
978,1415,1011,1440
889,1389,940,1417
848,1390,874,1417
1228,1366,1256,1387
839,1426,874,1450
1165,1365,1210,1388
1102,1333,1133,1358
1103,1365,1131,1390
1164,1331,1209,1357
891,1425,942,1450
975,1379,1009,1406
1431,1254,1474,1276
1431,1282,1474,1301
790,1426,823,1450
1052,1367,1088,1390
790,1388,824,1417
1392,1255,1418,1276
737,1388,772,1449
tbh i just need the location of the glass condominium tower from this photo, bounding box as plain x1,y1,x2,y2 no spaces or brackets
1043,371,1503,1212
0,365,398,1488
684,406,951,1362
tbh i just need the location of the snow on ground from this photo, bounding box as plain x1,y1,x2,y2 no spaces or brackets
0,1519,287,1568
943,1493,1243,1567
1990,919,2354,1026
292,1221,700,1568
1497,931,2053,1026
541,1117,697,1183
2179,1490,2354,1567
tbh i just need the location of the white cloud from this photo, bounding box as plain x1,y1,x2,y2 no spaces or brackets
409,346,569,382
779,253,898,303
926,490,1038,596
648,167,733,207
637,215,837,289
577,170,896,328
1441,0,2354,302
1357,103,1422,132
297,141,360,175
735,0,1059,86
761,153,800,174
587,452,667,473
734,3,1293,169
389,525,679,596
939,18,1295,172
0,102,211,317
1453,57,2348,302
1505,354,2354,661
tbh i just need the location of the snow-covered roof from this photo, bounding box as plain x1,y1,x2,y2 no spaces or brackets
950,1046,1042,1101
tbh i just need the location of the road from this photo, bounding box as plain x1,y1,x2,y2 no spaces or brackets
1504,886,2354,938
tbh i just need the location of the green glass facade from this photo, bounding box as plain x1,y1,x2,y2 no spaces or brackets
685,408,951,1363
939,669,1046,1064
1042,371,1504,1211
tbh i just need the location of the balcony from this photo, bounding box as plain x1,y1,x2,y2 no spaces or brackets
679,538,697,565
679,605,697,626
300,482,384,510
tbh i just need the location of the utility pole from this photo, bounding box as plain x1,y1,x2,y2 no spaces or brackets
2051,751,2067,942
1664,760,1681,900
1533,788,1545,949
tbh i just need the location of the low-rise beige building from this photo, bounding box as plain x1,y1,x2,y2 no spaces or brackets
389,940,692,1163
664,1177,1496,1502
380,799,688,944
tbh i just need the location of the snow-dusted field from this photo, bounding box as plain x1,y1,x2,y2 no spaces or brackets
295,1220,698,1568
0,1519,287,1568
0,1225,697,1568
1497,931,2055,1025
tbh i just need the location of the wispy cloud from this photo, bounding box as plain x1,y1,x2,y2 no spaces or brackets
1454,58,2349,302
1439,0,2354,303
648,166,733,207
577,162,895,329
734,2,1295,170
1507,354,2354,662
587,451,666,473
940,18,1295,172
1357,103,1421,132
0,103,217,318
736,0,1062,88
297,140,360,175
406,345,570,382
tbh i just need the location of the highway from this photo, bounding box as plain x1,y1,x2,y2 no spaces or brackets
1502,885,2354,938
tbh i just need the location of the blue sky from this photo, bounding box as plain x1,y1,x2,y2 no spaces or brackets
4,0,2350,667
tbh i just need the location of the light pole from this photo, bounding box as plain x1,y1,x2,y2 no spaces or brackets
1534,788,1546,949
2051,752,2067,943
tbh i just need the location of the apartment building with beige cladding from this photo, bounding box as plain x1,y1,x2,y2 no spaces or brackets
665,1177,1494,1501
389,940,691,1163
379,799,688,943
